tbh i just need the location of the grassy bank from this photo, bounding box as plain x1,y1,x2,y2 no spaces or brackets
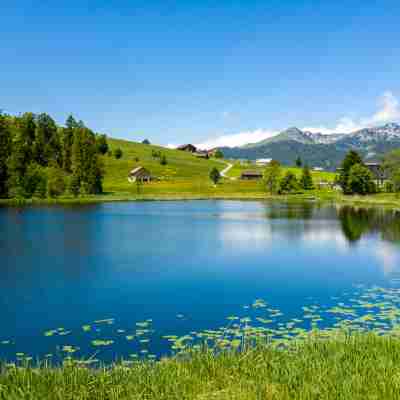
2,333,400,399
1,189,400,211
1,137,400,209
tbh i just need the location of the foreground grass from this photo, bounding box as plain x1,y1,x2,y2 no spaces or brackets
2,334,400,399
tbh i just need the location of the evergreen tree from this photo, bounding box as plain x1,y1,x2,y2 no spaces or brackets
71,126,104,195
279,171,299,193
46,166,66,197
68,173,80,197
7,131,30,197
62,115,78,173
300,165,314,190
338,150,363,194
347,164,376,195
209,167,221,184
114,148,123,159
96,134,109,155
0,114,11,197
214,149,223,159
263,160,281,194
34,113,59,166
23,162,46,198
295,156,302,167
160,154,167,165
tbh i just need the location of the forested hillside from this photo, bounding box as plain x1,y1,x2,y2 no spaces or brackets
0,112,105,199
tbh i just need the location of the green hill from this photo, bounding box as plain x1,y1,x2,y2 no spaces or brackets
100,138,337,199
103,138,225,196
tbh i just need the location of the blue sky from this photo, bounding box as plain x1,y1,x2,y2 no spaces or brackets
2,1,400,148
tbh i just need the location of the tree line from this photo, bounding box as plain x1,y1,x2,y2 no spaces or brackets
0,112,108,199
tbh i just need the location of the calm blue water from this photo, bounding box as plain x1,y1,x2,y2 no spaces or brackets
1,200,400,361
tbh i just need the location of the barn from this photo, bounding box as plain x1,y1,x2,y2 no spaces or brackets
128,166,152,183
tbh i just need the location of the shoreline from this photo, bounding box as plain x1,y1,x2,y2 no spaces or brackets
1,191,400,210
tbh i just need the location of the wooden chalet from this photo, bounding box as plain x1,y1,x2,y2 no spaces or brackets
177,144,197,153
128,166,152,183
365,162,388,185
240,170,263,180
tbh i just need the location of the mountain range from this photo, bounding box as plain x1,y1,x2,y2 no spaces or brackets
218,123,400,169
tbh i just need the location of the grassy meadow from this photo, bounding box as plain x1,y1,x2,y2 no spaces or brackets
2,334,400,399
101,138,338,199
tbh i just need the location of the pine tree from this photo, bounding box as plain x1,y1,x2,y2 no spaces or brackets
295,156,302,167
338,150,363,194
300,165,314,190
0,113,11,197
34,113,59,166
347,164,376,195
279,171,299,193
209,167,221,184
263,160,281,194
62,115,77,173
96,134,109,155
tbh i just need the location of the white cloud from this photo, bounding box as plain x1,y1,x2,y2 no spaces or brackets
305,91,400,134
196,129,278,149
367,91,400,125
196,91,400,149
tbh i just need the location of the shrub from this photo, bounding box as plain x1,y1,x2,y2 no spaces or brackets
114,148,123,159
279,171,300,193
160,155,167,165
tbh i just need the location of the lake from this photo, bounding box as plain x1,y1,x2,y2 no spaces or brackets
1,200,400,362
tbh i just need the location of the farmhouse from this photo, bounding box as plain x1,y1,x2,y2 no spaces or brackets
256,158,272,165
128,166,152,183
177,144,197,153
365,162,388,185
241,170,263,180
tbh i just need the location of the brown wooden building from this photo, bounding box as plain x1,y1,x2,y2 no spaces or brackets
128,166,152,183
177,144,197,153
241,170,263,180
365,162,388,185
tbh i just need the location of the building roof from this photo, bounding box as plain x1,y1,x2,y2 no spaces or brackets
129,166,150,176
256,158,272,163
177,144,197,150
365,162,381,166
241,170,263,176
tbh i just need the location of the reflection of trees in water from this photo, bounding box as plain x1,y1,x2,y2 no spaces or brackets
264,201,317,220
262,202,400,246
262,202,336,240
338,206,400,244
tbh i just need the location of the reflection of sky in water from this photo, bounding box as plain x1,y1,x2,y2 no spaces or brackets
1,200,400,360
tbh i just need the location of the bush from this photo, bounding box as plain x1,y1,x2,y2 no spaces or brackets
279,171,300,193
114,148,123,159
160,155,167,165
142,139,150,145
